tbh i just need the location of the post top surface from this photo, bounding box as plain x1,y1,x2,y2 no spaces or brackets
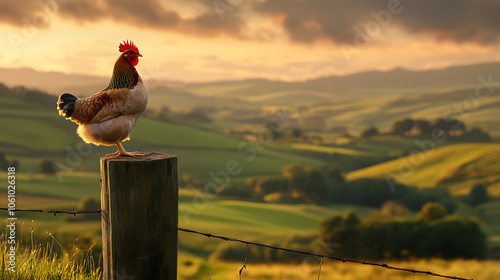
101,152,176,162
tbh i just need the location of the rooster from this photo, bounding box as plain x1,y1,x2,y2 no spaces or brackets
57,40,148,156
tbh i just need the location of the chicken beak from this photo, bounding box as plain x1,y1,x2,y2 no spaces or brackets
137,53,143,57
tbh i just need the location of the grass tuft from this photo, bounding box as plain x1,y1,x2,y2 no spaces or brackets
0,235,101,280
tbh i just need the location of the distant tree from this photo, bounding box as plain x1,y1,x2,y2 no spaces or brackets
465,127,491,142
265,119,286,139
39,159,56,175
344,179,392,207
282,163,309,193
319,204,486,260
319,211,361,258
319,215,344,239
325,166,343,182
303,167,328,201
414,119,433,136
434,118,465,133
11,160,19,170
418,202,448,223
0,152,18,170
344,210,361,226
379,201,409,217
395,187,452,211
289,127,303,139
0,152,8,170
465,184,489,206
439,197,458,214
254,176,288,197
360,126,378,138
391,118,415,136
428,217,486,259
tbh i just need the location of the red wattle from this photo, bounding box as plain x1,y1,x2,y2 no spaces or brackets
130,57,139,66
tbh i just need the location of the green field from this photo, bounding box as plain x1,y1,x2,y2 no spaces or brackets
1,173,377,270
177,258,500,280
1,75,500,279
346,143,500,195
289,143,375,157
0,93,326,182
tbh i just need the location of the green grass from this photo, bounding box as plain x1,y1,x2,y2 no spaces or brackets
0,173,100,201
0,94,327,181
1,172,499,280
0,116,73,152
178,258,500,280
346,143,500,194
1,84,500,279
342,137,426,154
289,143,375,157
1,172,376,261
132,118,241,149
180,196,346,234
178,188,376,256
0,240,101,280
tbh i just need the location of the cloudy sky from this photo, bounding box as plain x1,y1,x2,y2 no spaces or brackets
2,0,500,82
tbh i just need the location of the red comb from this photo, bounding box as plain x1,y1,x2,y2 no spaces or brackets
119,40,139,53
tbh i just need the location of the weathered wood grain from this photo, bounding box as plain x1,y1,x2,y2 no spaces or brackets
100,152,178,280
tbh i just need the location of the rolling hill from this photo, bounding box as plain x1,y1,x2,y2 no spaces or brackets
3,61,500,104
2,62,500,137
2,64,500,278
0,84,326,183
346,143,500,195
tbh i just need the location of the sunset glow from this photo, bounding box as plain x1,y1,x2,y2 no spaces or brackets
2,0,500,82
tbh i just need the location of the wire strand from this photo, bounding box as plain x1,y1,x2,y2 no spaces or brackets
0,208,473,280
178,227,473,280
0,207,101,216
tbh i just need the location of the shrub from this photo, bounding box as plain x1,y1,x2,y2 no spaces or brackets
418,202,448,223
39,159,56,174
465,184,489,206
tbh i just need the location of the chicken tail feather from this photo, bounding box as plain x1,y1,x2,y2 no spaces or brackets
57,93,78,118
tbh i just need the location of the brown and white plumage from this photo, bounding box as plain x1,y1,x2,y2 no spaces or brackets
57,40,148,156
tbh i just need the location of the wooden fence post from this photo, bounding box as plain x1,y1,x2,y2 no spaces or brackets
100,152,178,280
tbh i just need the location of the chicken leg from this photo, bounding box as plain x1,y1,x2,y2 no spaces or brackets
107,141,136,157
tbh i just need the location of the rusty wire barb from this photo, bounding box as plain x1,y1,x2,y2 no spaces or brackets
0,208,474,280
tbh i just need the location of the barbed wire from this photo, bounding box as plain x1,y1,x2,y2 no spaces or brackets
0,208,474,280
0,207,101,216
178,227,473,280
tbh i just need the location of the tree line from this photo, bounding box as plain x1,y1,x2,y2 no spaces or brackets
219,163,457,212
318,202,486,260
210,201,486,262
361,117,490,142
